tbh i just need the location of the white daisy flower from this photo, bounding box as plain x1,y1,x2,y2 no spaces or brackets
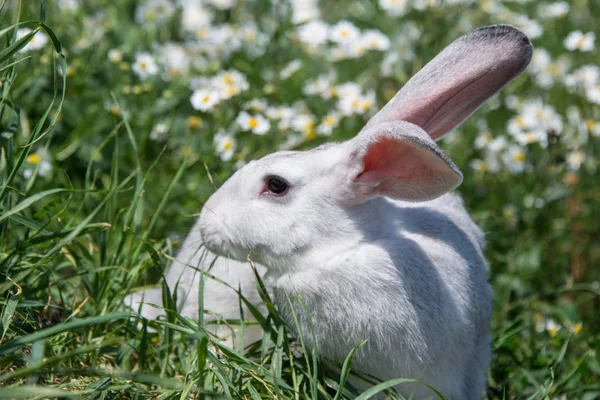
214,131,237,161
236,112,270,135
150,122,169,141
379,0,409,16
291,114,316,140
303,72,337,98
190,89,221,112
181,3,212,33
537,1,569,18
107,49,122,63
470,159,488,173
135,0,176,24
213,69,249,99
536,318,561,336
17,28,49,52
585,85,600,104
566,149,585,171
329,20,360,44
528,48,568,89
297,20,329,48
291,0,320,24
23,150,52,178
132,52,160,80
245,99,269,113
360,30,391,51
317,112,341,136
157,42,190,78
564,65,600,91
502,145,527,174
564,31,596,52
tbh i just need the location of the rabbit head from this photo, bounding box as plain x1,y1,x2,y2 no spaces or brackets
199,25,532,267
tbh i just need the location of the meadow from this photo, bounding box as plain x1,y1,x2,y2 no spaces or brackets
1,0,600,398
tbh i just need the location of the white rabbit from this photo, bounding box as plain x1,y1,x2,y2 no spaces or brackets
197,25,532,399
125,219,267,349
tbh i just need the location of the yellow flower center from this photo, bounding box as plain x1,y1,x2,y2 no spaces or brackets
223,140,233,150
27,154,41,164
573,322,583,334
524,132,537,142
140,62,147,70
187,116,203,129
324,115,336,126
585,119,596,131
512,151,525,163
196,28,209,40
225,86,237,95
202,95,211,103
547,64,561,76
548,326,558,336
576,36,586,48
224,74,233,84
340,30,349,38
248,118,258,129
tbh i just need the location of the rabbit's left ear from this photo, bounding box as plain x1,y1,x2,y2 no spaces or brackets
347,121,462,202
365,25,532,140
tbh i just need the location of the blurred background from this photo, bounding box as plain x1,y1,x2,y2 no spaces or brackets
1,0,599,399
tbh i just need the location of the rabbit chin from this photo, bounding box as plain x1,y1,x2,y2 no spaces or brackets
198,217,248,262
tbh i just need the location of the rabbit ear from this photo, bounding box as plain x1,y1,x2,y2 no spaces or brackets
347,121,462,202
365,25,532,140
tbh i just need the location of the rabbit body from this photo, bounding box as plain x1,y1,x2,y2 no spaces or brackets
266,193,492,399
128,24,532,400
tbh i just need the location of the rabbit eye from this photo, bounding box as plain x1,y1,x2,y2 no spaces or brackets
266,176,289,195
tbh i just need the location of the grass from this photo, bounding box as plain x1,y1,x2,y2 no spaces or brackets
1,0,600,399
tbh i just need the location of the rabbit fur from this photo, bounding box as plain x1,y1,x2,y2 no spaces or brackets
128,25,532,399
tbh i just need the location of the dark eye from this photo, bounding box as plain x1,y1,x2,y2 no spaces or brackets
266,176,289,195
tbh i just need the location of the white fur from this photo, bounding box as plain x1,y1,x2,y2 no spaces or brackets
127,25,532,399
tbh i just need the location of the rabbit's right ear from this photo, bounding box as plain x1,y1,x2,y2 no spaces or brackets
365,25,532,140
343,121,462,203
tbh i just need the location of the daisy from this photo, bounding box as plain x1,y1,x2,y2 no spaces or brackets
317,112,341,136
23,150,52,178
564,31,595,52
190,89,221,112
360,30,391,51
17,28,49,52
107,49,122,63
537,1,569,18
150,122,169,141
566,149,585,170
214,131,237,161
502,145,526,174
297,20,329,48
213,69,249,99
379,0,409,16
329,20,360,45
291,0,320,24
236,112,270,135
132,52,159,80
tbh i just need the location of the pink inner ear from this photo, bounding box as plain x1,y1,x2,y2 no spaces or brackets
357,138,429,183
